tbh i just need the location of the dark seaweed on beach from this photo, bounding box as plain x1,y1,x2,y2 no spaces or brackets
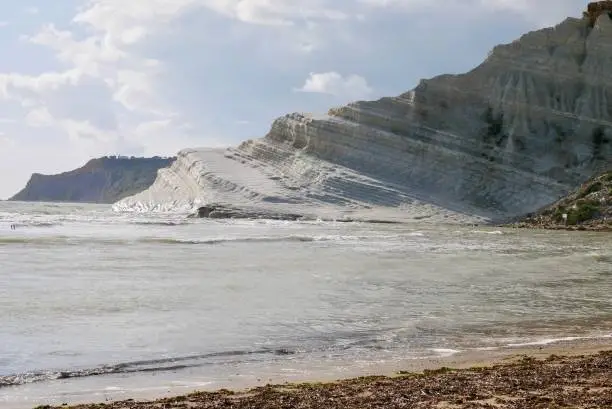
40,351,612,409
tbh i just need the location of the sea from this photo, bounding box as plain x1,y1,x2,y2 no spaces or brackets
1,201,611,408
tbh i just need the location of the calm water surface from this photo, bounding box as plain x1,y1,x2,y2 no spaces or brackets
0,202,611,407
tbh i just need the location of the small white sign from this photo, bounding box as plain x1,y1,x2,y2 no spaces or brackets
562,213,568,219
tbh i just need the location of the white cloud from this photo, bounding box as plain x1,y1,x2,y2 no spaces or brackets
202,0,350,25
24,107,54,127
0,2,180,155
113,68,166,114
28,24,125,73
0,135,14,148
0,0,363,154
0,70,82,98
361,0,584,26
296,71,373,100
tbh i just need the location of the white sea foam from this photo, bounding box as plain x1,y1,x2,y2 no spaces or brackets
428,349,462,358
470,230,504,235
506,334,612,348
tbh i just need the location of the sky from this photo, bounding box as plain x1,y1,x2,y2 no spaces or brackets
0,0,588,199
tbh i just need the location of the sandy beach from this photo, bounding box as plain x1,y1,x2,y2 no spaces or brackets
33,339,612,409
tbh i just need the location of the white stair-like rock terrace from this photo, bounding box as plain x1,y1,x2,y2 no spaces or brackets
114,12,612,223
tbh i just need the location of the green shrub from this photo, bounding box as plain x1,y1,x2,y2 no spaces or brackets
390,126,403,135
552,207,567,222
579,182,603,198
566,201,600,225
541,208,554,216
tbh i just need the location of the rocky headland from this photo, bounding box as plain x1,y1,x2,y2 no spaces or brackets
115,4,612,224
11,156,175,204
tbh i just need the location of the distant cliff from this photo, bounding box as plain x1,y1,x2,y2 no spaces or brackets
10,156,175,204
115,5,612,223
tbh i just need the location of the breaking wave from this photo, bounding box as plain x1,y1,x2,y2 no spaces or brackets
0,236,73,245
128,220,189,226
505,333,612,348
3,222,62,229
470,230,504,235
138,236,319,245
0,348,296,388
0,233,425,247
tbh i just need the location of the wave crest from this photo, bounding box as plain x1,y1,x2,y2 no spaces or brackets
0,348,295,388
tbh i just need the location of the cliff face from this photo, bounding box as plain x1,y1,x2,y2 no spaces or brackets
10,156,175,204
115,10,612,222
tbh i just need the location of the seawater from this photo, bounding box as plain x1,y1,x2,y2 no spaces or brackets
0,201,611,407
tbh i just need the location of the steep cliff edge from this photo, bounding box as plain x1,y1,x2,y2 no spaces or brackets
115,7,612,223
10,156,175,204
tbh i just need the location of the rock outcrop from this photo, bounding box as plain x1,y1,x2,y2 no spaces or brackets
11,156,175,204
193,203,306,221
115,7,612,223
508,170,612,230
585,1,612,26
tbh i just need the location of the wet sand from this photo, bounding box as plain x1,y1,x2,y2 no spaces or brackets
36,340,612,409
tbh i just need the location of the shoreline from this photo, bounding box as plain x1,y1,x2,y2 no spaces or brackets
499,223,612,232
28,337,612,409
172,202,612,232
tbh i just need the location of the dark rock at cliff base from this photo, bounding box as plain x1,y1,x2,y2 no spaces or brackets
191,204,406,224
194,204,306,221
10,156,175,204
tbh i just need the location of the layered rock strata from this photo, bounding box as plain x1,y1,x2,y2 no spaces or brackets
115,10,612,223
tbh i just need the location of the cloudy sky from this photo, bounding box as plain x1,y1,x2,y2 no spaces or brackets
0,0,587,198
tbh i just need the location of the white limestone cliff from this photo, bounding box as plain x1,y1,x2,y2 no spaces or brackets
114,12,612,223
